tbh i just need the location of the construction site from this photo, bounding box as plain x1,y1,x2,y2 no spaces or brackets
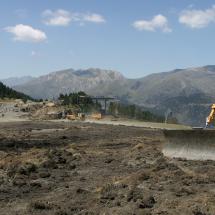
3,0,215,213
0,99,214,215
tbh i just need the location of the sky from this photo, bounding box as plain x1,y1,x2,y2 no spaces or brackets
1,0,215,79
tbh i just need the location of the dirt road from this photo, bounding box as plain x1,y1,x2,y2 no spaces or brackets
0,121,214,215
0,102,29,122
85,118,191,130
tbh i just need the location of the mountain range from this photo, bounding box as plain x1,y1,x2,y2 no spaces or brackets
1,76,34,87
3,66,215,126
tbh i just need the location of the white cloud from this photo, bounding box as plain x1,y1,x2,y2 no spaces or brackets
43,9,73,26
5,24,47,43
42,9,106,26
133,14,172,33
83,13,106,23
179,5,215,29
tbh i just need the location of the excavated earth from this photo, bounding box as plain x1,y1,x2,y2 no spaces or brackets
0,121,215,215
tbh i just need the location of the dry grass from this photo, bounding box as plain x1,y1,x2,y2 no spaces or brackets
0,148,47,169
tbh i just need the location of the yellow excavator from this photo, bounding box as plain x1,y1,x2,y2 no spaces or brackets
163,104,215,161
206,104,215,128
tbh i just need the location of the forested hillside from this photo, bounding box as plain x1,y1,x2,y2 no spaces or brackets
108,102,165,122
0,82,32,101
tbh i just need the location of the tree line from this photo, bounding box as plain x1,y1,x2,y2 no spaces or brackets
59,91,101,112
108,102,164,122
0,82,33,101
59,92,165,122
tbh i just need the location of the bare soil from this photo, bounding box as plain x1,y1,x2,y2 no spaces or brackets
0,121,214,215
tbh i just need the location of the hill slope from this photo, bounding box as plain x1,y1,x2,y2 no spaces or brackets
0,82,32,101
13,66,215,125
86,66,215,125
124,66,215,125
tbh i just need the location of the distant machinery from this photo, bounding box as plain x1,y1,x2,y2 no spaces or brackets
78,95,117,114
90,96,117,114
165,108,173,123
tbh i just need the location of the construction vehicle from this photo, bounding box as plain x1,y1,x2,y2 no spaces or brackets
91,113,102,120
206,104,215,128
77,113,86,121
163,104,215,161
67,113,85,121
67,114,77,120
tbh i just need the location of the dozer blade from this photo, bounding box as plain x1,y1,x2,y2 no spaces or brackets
163,129,215,160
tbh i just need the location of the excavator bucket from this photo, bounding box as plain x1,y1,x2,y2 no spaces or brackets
162,129,215,160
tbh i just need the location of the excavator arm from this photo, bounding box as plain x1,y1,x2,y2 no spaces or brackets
206,104,215,127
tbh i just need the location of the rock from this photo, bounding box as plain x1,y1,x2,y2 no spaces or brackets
30,201,52,210
18,163,37,176
69,163,76,170
138,196,156,209
39,171,51,178
13,177,27,187
41,160,58,169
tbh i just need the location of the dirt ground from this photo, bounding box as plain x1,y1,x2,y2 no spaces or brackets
0,121,215,215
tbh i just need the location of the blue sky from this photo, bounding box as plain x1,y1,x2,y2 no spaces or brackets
1,0,215,79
